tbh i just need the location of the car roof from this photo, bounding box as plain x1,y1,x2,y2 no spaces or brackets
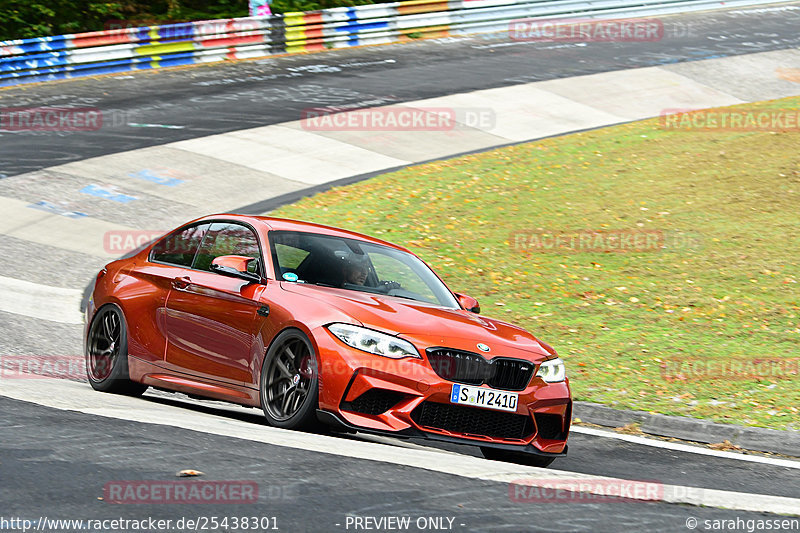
192,214,410,253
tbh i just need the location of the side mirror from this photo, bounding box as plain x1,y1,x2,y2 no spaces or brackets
455,293,480,314
210,255,262,283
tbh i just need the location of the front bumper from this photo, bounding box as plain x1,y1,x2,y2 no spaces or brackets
316,409,568,458
314,326,571,455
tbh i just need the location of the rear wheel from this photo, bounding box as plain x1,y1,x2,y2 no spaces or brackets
85,305,148,396
480,446,556,468
260,329,320,430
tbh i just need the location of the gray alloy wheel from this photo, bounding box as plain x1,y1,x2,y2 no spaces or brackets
85,304,148,396
260,329,320,430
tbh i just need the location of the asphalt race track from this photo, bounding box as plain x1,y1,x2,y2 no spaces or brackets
0,396,796,532
1,3,800,532
1,5,800,177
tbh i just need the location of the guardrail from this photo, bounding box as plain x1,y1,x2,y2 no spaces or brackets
0,0,786,87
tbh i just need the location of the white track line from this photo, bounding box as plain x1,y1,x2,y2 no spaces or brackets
0,275,83,324
1,377,798,516
571,426,800,469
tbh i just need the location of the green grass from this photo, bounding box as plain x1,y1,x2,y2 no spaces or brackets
272,97,800,431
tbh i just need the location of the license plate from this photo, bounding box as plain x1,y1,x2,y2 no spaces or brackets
450,384,518,412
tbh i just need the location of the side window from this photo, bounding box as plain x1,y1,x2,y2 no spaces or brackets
193,223,262,274
150,223,210,267
275,243,310,271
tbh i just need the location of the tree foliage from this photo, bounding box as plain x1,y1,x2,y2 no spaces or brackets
0,0,391,41
0,1,247,41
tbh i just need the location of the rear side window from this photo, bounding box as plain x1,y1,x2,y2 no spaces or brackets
193,223,262,274
150,223,210,266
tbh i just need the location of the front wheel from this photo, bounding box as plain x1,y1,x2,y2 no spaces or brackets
260,329,320,430
85,304,148,396
480,446,556,468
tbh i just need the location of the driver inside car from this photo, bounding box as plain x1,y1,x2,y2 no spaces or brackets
341,254,402,292
343,255,369,286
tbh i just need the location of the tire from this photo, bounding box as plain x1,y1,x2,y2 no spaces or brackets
259,329,320,431
85,304,148,396
480,446,557,468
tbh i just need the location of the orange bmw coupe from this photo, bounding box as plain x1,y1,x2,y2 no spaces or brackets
85,214,571,466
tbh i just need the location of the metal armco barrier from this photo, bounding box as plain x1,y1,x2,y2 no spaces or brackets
0,0,787,87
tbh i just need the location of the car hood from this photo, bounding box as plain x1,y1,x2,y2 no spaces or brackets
281,282,551,357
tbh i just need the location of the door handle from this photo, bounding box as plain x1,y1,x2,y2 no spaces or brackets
172,276,191,290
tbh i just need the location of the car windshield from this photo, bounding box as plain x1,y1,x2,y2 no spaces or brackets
269,231,459,309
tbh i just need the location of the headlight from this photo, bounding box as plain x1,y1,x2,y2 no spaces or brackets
327,323,421,359
536,357,566,383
